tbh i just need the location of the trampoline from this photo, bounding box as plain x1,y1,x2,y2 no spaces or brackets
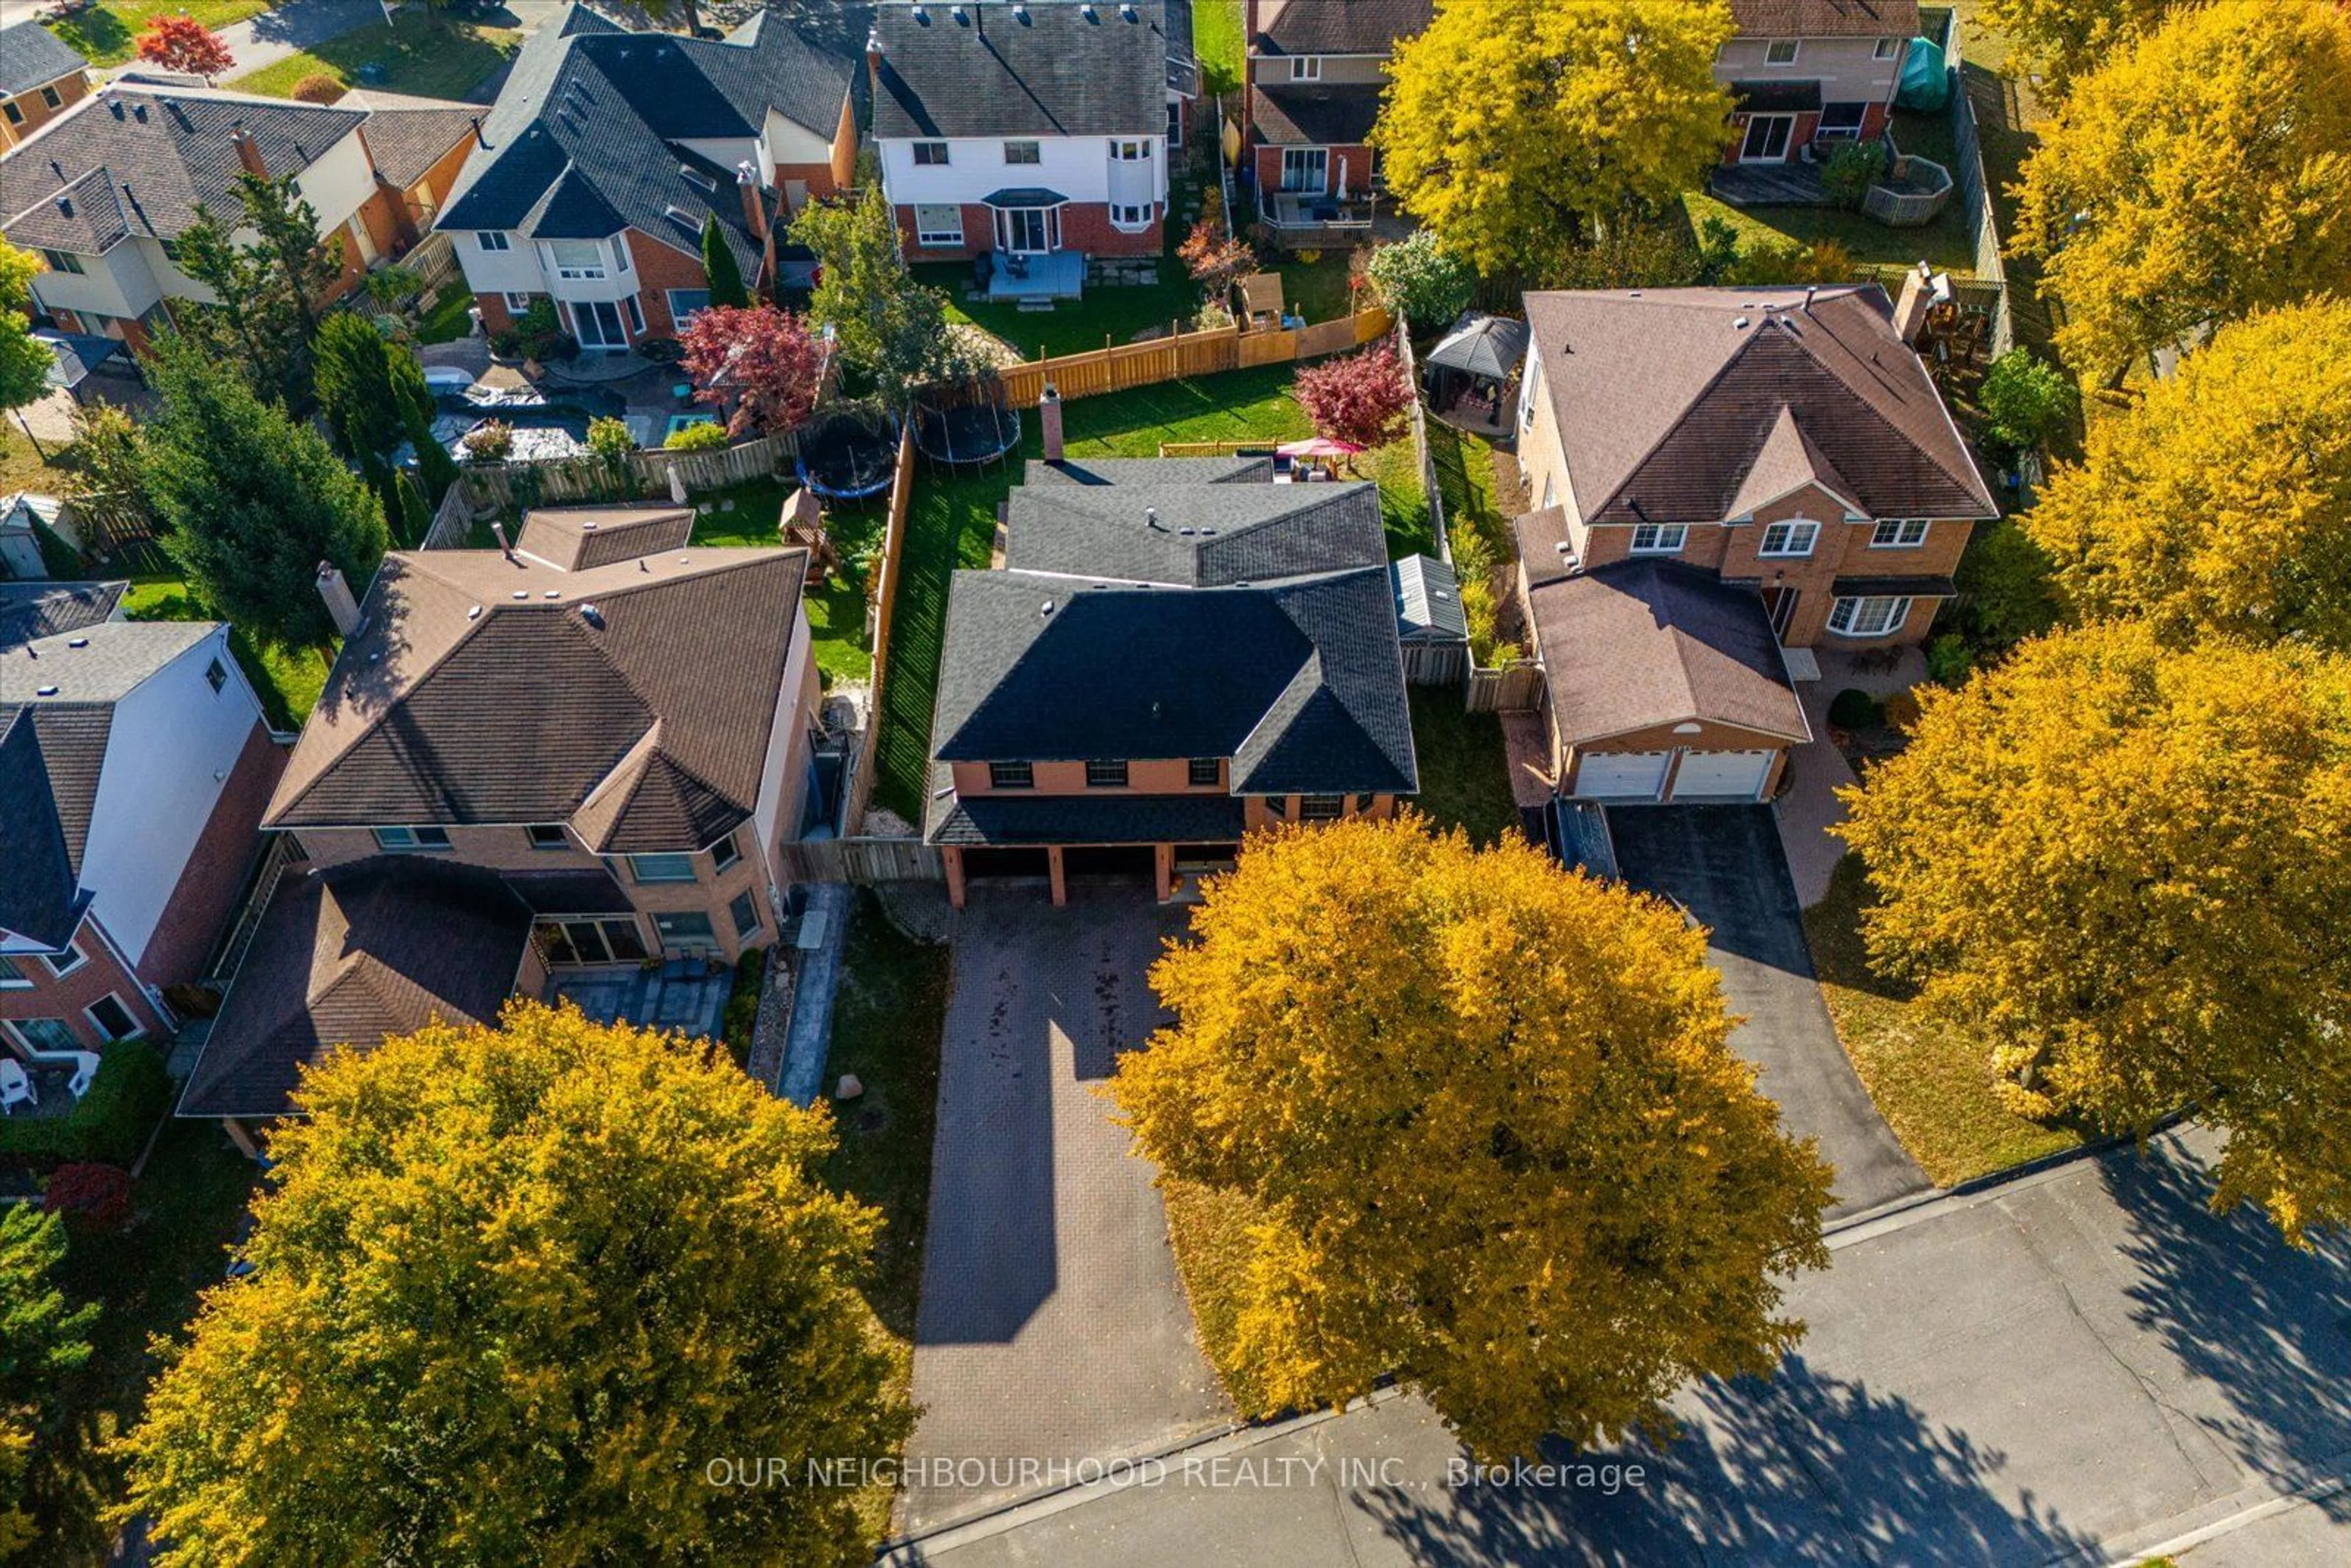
793,406,901,502
913,396,1022,470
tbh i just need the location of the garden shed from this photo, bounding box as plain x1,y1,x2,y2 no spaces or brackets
1391,553,1469,686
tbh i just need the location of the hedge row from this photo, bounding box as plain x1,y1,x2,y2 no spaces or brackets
0,1041,174,1167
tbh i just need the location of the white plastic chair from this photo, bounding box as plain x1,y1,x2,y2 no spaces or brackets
68,1051,100,1100
0,1059,34,1116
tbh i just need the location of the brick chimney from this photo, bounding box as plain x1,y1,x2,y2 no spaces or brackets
1892,261,1934,346
315,562,361,638
230,124,268,181
1040,383,1064,461
736,161,768,241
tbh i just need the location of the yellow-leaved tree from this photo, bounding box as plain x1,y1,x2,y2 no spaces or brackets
2023,299,2351,651
2011,0,2351,386
120,1003,910,1566
1373,0,1736,279
1835,623,2351,1243
1113,816,1832,1461
1979,0,2187,101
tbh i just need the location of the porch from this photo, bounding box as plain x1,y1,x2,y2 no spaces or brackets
1709,160,1835,208
977,250,1087,304
0,1055,92,1121
546,959,732,1041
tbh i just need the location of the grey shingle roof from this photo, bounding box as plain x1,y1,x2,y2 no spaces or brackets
1248,84,1380,146
0,86,366,252
351,103,478,192
0,708,83,950
930,781,1246,846
1025,455,1271,486
266,533,810,855
1521,287,1997,525
436,3,857,274
177,857,532,1119
872,0,1169,140
0,20,87,101
1253,0,1430,56
0,580,126,648
1002,479,1386,585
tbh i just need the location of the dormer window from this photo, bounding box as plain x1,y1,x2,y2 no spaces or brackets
989,761,1035,789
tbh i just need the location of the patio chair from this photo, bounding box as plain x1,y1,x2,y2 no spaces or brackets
0,1059,34,1116
69,1051,101,1100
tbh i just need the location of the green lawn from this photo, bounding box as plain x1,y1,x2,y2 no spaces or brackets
921,263,1206,362
227,14,519,102
1406,689,1520,847
1274,252,1363,324
43,0,269,67
1424,421,1504,561
1805,855,2088,1186
1,421,73,497
121,578,331,731
414,284,478,345
1193,0,1244,96
29,1119,260,1560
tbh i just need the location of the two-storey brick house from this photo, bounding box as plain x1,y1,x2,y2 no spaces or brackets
177,508,826,1135
0,20,91,152
2,585,286,1078
926,447,1417,905
436,2,860,348
1510,281,1995,803
1718,0,1916,164
1240,0,1428,244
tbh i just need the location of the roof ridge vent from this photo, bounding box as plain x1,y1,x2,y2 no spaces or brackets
67,637,89,648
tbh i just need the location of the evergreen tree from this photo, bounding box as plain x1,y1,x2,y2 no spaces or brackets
140,337,387,649
0,1207,97,1558
701,212,750,309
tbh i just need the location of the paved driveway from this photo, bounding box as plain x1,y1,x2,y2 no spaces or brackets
1607,805,1928,1219
902,887,1231,1533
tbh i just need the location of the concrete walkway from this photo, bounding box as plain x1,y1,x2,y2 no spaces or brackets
1777,646,1929,909
901,887,1231,1535
776,880,853,1105
894,1126,2351,1566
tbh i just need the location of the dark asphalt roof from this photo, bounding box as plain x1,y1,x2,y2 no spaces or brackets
437,2,857,274
0,19,87,100
1024,456,1271,486
1248,83,1380,146
498,867,634,915
872,0,1170,140
1253,0,1431,56
1001,479,1386,585
980,186,1070,206
178,857,532,1119
0,86,365,252
0,580,125,647
929,779,1247,846
32,327,129,389
1425,313,1528,381
0,708,83,950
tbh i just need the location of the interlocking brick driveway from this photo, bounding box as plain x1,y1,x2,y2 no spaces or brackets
899,886,1232,1533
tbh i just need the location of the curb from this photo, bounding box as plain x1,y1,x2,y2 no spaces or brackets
1824,1114,2197,1248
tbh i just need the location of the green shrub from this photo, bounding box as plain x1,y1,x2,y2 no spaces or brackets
1365,230,1475,331
461,420,512,462
1828,688,1882,730
1926,634,1975,688
664,420,729,452
721,946,767,1071
586,416,634,462
1821,138,1888,210
1977,349,2079,456
0,1041,173,1168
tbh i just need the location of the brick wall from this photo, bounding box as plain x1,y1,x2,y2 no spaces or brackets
1058,203,1161,258
624,228,713,339
0,69,89,151
1251,143,1373,196
0,914,169,1054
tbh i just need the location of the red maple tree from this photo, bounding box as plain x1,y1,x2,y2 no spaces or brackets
1292,342,1413,450
679,304,827,438
135,15,236,80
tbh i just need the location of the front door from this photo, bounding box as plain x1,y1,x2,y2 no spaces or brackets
996,206,1054,253
1741,114,1794,162
571,299,628,350
1281,146,1329,193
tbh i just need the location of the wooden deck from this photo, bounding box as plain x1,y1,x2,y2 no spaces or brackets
1709,162,1835,208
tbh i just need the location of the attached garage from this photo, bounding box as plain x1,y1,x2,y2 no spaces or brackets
1668,748,1777,801
1570,750,1673,800
958,847,1052,881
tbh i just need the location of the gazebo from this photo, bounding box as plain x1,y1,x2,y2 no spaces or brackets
1422,312,1529,437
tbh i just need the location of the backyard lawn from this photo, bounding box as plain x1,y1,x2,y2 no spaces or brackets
871,362,1429,823
228,13,519,102
1405,689,1520,847
414,285,478,345
1805,855,2088,1185
1192,0,1244,95
921,263,1206,363
683,476,879,685
120,578,331,732
42,0,268,66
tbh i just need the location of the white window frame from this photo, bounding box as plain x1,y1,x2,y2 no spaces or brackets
5,1016,80,1052
1280,146,1327,192
613,236,631,274
84,993,142,1043
525,823,570,851
0,956,31,991
629,852,697,884
913,204,964,247
1109,201,1153,231
478,231,512,252
1520,356,1542,430
373,825,452,852
1828,596,1913,637
43,249,85,275
1870,518,1930,549
503,290,533,310
1629,523,1688,555
42,940,86,980
623,294,644,335
1288,56,1321,81
1818,101,1868,136
1765,39,1801,66
1759,519,1820,558
1111,138,1152,162
1874,37,1899,61
912,141,950,166
1003,140,1041,165
547,239,609,280
665,287,712,325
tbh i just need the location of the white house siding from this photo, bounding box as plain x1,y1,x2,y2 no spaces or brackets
77,628,266,969
757,106,831,185
28,238,157,324
454,228,546,295
1714,36,1903,105
877,133,1168,209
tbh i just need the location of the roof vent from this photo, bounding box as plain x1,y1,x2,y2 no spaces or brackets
35,685,58,697
54,195,72,217
1011,1,1029,18
1179,527,1196,536
67,637,88,648
1081,2,1098,20
511,590,529,600
1040,598,1055,616
1733,317,1752,330
580,603,605,628
544,589,561,599
132,102,148,122
108,100,124,119
1121,2,1138,20
1144,506,1162,530
468,604,484,619
951,3,968,24
579,520,598,531
911,1,929,23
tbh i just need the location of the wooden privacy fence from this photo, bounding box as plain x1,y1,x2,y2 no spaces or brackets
773,836,943,885
838,426,918,838
1940,10,2015,357
1402,642,1470,688
1464,661,1545,713
422,427,808,547
993,306,1393,407
1393,317,1452,564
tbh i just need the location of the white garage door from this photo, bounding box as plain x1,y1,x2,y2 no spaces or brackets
1670,749,1776,800
1572,750,1672,800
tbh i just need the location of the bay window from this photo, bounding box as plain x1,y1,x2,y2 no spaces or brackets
1828,596,1912,637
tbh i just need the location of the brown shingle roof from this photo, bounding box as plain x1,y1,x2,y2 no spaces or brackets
266,534,809,853
513,505,696,572
176,857,531,1119
1255,0,1432,56
1522,286,1995,527
351,102,479,192
1520,555,1808,746
1728,1,1919,37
